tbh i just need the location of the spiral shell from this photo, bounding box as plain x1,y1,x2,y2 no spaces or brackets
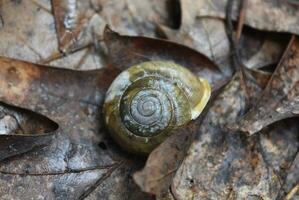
103,61,211,154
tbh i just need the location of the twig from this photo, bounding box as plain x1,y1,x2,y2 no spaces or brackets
0,164,116,176
78,161,124,200
236,0,248,41
284,183,299,200
225,0,250,102
225,0,241,70
39,44,91,64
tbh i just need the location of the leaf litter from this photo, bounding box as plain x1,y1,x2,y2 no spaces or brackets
0,0,298,199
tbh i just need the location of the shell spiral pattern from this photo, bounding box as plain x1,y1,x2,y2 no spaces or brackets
103,61,211,154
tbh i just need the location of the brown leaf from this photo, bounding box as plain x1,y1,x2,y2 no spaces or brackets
103,26,226,90
0,57,152,199
259,118,299,200
85,161,155,200
133,120,197,196
0,56,119,109
156,190,175,200
235,36,299,135
278,153,299,200
0,102,58,161
51,0,102,52
159,0,289,73
1,1,297,199
171,70,287,199
188,0,299,35
51,0,173,53
0,0,57,62
244,34,289,69
158,17,232,75
0,0,104,70
132,85,226,197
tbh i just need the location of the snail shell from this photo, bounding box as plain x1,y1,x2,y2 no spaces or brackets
103,61,211,154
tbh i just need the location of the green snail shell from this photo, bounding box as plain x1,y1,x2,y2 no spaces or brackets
103,61,211,154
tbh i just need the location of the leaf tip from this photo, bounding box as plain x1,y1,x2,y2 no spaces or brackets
103,24,120,42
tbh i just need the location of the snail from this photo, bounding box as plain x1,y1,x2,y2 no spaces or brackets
103,61,211,154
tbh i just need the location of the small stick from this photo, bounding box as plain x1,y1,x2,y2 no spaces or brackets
236,0,248,41
284,183,299,200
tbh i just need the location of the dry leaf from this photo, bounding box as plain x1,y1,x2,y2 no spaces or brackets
0,57,152,199
244,34,288,69
0,102,58,161
171,70,284,199
158,0,287,75
259,118,299,200
190,0,299,35
103,26,226,90
236,36,299,135
0,0,104,70
0,0,298,199
52,0,173,52
159,17,232,76
132,87,225,197
133,121,198,196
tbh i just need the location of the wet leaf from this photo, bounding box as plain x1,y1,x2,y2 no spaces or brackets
156,190,175,200
236,36,299,135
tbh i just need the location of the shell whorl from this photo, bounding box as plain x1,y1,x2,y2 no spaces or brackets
103,61,211,154
120,84,173,137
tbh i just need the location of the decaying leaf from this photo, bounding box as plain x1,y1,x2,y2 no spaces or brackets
0,0,104,70
0,24,224,198
83,161,155,200
278,154,299,200
158,0,233,75
133,120,197,196
0,0,299,199
0,102,58,161
0,0,57,62
170,70,286,199
132,85,226,198
159,0,287,76
259,118,299,200
244,34,289,69
158,14,232,75
0,57,152,199
52,0,174,52
51,0,104,53
236,36,299,135
103,26,226,90
189,0,299,35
